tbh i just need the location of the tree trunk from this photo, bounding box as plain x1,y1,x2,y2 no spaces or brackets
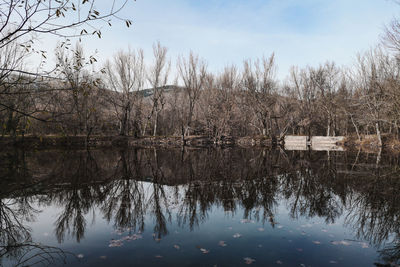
153,111,158,136
262,128,266,136
326,117,331,136
120,106,128,136
181,124,185,145
376,121,382,147
350,114,361,141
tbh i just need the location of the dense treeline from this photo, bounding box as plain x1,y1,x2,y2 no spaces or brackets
1,22,400,146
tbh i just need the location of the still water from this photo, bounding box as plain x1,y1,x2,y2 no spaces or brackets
1,147,399,266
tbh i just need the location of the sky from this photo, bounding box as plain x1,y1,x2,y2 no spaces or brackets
32,0,398,80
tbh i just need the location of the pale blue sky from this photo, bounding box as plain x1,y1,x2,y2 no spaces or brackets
37,0,398,79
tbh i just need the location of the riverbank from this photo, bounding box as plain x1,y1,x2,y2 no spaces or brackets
343,134,400,153
1,134,399,152
0,135,273,149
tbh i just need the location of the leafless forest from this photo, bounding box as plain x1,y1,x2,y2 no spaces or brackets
1,1,400,146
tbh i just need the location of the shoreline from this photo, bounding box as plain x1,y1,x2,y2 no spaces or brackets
0,134,399,153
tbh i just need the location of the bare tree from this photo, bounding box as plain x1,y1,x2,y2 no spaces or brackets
200,65,239,140
355,48,391,147
242,55,278,136
0,0,133,49
104,48,145,136
177,52,207,136
145,42,170,136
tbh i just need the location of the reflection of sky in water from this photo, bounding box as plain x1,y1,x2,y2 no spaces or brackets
1,148,399,266
20,182,378,267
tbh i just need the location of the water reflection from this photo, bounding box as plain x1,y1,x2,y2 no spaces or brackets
1,148,400,265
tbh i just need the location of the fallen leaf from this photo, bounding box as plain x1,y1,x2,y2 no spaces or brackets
155,255,163,258
361,242,369,248
233,233,242,238
200,248,210,254
77,254,84,258
329,260,338,264
312,241,321,245
109,240,123,247
100,256,107,260
173,244,180,250
243,257,256,264
331,240,350,246
257,227,265,232
218,241,227,247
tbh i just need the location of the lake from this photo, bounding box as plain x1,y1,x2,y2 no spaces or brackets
1,147,399,266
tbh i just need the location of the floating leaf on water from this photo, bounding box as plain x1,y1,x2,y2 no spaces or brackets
329,260,338,264
276,260,283,264
243,257,256,264
257,227,265,232
100,256,107,260
312,241,321,245
277,225,283,229
173,244,180,250
300,264,306,267
200,248,210,254
155,255,163,258
240,219,255,224
77,254,84,258
361,242,369,248
123,234,141,242
301,231,307,235
331,240,351,246
322,229,328,232
218,241,227,247
296,248,303,252
109,240,124,247
233,233,242,238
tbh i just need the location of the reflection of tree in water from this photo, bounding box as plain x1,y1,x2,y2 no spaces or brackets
0,190,67,266
1,148,400,265
343,154,400,265
280,151,343,224
101,149,146,234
